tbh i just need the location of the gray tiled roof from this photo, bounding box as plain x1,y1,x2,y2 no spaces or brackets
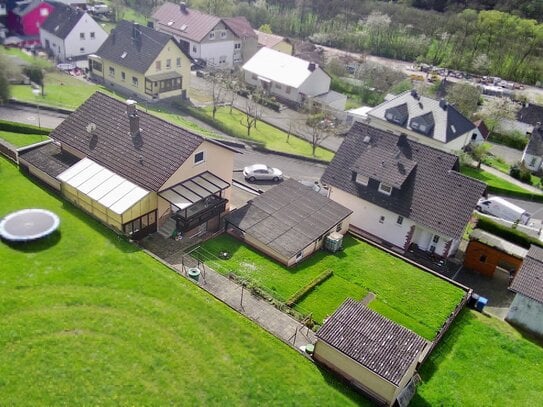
525,125,543,156
223,16,256,39
19,142,80,177
50,92,223,191
510,245,543,304
40,3,84,40
518,103,543,127
316,299,427,386
226,179,352,259
95,20,180,74
321,123,487,239
369,90,475,144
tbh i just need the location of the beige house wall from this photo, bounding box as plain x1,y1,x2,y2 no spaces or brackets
20,159,61,190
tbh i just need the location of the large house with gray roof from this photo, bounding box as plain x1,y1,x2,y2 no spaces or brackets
521,124,543,172
40,3,106,62
507,245,543,337
88,20,191,100
367,90,479,152
151,2,257,68
225,179,352,266
19,92,237,240
314,298,429,406
321,122,487,258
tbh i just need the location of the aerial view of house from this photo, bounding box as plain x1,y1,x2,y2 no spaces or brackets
321,122,487,258
39,3,107,62
88,20,191,100
19,92,237,239
367,90,479,152
152,2,257,68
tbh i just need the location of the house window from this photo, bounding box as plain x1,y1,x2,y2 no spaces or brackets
80,32,85,40
336,222,342,232
209,32,215,39
90,32,95,39
286,86,291,94
166,59,171,69
108,66,115,77
356,174,368,186
40,8,49,17
132,77,138,87
192,45,197,53
432,235,440,244
480,255,487,263
156,61,161,71
378,183,392,195
295,252,303,261
379,216,385,224
176,57,181,67
91,60,102,72
220,31,226,38
80,47,85,53
194,151,205,165
397,216,404,225
219,55,226,64
234,43,241,49
471,133,477,141
121,72,126,81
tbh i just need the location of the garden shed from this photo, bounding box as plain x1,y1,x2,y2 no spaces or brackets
225,179,352,266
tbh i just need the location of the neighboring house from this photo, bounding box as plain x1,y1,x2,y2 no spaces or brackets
473,119,489,143
40,3,107,62
517,103,543,127
367,90,478,152
314,299,429,406
255,29,292,55
521,124,543,172
225,179,352,266
497,118,533,137
52,0,87,7
88,20,191,100
18,92,237,240
152,2,257,68
464,229,527,277
507,245,543,337
346,106,372,125
321,122,487,258
243,47,345,110
7,0,54,37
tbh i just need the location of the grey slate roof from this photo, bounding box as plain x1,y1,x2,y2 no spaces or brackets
510,245,543,304
226,179,352,259
40,3,84,39
321,122,487,240
223,16,256,39
316,299,427,386
50,92,235,191
368,90,475,144
518,103,543,127
95,20,181,74
525,124,543,156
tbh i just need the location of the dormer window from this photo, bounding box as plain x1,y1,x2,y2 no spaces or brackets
356,174,369,186
209,32,215,39
378,183,392,195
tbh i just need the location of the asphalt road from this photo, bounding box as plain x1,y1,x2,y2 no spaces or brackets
0,104,67,129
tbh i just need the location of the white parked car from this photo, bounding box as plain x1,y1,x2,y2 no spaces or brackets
243,164,283,182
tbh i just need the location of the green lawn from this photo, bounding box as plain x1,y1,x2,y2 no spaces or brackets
203,106,335,162
415,310,543,405
198,235,465,340
0,48,53,70
0,130,48,148
461,165,537,194
0,157,366,406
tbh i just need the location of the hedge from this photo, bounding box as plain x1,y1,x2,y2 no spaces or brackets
286,269,334,307
486,185,543,203
476,217,543,249
488,132,528,150
0,120,51,135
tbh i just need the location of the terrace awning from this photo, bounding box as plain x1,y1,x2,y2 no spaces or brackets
158,171,230,210
146,71,182,82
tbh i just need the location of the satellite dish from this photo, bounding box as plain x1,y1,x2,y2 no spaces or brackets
86,122,96,134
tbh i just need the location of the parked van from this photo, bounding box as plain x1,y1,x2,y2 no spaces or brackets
476,197,531,225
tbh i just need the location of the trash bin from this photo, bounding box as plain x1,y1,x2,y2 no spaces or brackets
467,293,480,309
475,296,488,312
187,267,201,283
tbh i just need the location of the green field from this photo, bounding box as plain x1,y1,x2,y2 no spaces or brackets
461,165,538,194
0,130,48,148
415,310,543,405
0,158,366,405
197,234,465,340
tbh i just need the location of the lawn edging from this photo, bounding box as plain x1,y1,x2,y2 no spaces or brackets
286,269,334,307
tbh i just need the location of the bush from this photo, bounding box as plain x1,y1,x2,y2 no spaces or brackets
286,269,333,307
0,120,50,135
476,217,543,249
488,131,528,150
509,162,532,183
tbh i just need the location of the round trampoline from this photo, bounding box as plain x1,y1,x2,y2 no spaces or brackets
0,209,60,242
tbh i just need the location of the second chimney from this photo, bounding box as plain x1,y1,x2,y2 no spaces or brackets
180,1,187,13
126,99,140,137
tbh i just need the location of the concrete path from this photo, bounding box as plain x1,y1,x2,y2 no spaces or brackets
487,142,523,165
158,243,317,352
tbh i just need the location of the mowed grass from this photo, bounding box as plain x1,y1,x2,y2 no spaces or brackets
414,310,543,405
0,130,48,147
203,106,335,162
198,235,465,340
0,158,366,406
461,165,538,194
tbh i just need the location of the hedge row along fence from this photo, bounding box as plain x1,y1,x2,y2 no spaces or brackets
486,185,543,203
0,120,51,135
286,269,334,307
476,217,543,249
